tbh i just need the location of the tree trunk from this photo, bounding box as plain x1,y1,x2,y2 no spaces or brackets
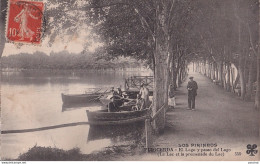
219,62,224,86
215,63,219,81
175,57,181,87
172,58,179,90
209,63,212,79
226,62,231,92
0,1,7,57
204,60,207,76
152,1,171,133
178,65,182,86
173,69,178,90
169,55,174,85
246,57,254,100
233,71,240,92
255,1,260,109
212,63,216,80
199,62,201,73
182,61,187,80
230,66,234,90
255,48,260,109
238,55,246,100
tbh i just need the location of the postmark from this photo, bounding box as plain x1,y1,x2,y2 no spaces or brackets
6,0,45,44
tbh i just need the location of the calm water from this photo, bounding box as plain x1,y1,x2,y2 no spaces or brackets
1,70,152,159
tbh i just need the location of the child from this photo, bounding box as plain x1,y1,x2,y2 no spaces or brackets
168,84,176,108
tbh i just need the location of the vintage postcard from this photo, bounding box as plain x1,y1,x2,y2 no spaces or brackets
0,0,259,162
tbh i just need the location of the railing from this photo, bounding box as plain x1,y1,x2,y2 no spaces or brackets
145,103,166,150
150,104,166,122
125,76,153,91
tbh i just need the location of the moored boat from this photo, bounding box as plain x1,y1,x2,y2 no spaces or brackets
86,108,151,125
61,88,109,104
61,93,102,104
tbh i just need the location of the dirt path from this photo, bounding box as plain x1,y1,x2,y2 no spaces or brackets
122,71,260,161
159,71,259,144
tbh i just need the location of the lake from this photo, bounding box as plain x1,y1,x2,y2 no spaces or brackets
1,69,152,159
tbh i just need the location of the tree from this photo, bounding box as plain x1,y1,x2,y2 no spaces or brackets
256,45,260,110
0,0,7,57
255,0,260,110
186,0,259,104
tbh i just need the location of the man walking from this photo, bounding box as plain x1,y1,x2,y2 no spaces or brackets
187,76,198,110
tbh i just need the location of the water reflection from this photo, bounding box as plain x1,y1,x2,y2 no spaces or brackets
87,124,145,143
1,70,151,159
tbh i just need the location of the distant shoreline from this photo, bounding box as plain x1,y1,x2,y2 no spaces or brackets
1,67,152,72
1,68,152,73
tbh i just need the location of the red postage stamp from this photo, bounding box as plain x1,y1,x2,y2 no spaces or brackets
6,0,45,44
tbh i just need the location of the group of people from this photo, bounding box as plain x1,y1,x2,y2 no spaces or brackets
107,87,124,112
108,83,150,112
132,83,150,111
110,87,123,97
107,76,198,112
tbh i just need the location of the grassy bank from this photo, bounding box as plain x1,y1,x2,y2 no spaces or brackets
6,144,146,161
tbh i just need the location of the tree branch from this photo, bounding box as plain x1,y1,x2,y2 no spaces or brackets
62,0,129,12
246,22,257,57
133,7,155,41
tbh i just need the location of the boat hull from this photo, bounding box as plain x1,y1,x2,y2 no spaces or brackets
61,93,100,104
86,109,151,125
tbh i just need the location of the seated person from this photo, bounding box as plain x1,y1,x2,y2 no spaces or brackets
106,94,124,107
132,94,145,111
108,96,120,112
110,87,116,95
111,87,122,99
117,87,123,97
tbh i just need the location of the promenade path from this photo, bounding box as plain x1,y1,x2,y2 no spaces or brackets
126,71,259,160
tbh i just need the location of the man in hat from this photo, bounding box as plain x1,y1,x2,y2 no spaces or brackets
108,96,120,112
110,87,115,95
116,87,123,97
187,76,198,110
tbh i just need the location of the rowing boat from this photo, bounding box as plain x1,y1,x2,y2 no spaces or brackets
61,88,109,104
86,108,151,125
61,93,102,104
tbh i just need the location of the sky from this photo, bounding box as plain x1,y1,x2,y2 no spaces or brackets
2,0,102,57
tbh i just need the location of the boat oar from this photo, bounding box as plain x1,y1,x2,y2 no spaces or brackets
85,88,102,94
148,102,153,110
120,97,135,102
88,89,109,102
